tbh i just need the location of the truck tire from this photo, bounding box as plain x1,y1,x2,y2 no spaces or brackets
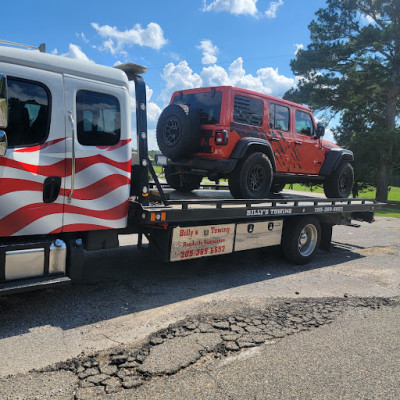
164,166,202,192
229,152,273,199
323,162,354,198
156,104,201,159
282,216,321,264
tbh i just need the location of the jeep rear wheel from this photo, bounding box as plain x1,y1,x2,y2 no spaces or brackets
323,162,354,198
164,166,202,192
156,104,201,159
229,152,273,199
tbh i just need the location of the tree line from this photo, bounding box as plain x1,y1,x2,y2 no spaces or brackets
284,0,400,202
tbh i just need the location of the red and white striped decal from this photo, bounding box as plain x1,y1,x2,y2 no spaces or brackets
0,138,132,237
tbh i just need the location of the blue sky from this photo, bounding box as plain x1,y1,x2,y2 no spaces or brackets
1,0,332,148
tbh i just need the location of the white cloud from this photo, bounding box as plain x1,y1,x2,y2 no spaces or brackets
197,40,219,65
61,44,93,62
265,0,284,18
294,43,304,55
77,32,89,44
202,0,258,16
91,22,167,54
160,57,295,103
160,61,202,102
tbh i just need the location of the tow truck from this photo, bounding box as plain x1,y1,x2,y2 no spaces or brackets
0,43,378,295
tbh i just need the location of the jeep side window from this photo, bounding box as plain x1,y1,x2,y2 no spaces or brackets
233,95,263,126
6,77,50,147
295,110,314,136
76,90,120,146
269,103,289,131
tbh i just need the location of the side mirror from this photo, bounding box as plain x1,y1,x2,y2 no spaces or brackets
316,123,325,138
0,74,7,129
0,130,7,156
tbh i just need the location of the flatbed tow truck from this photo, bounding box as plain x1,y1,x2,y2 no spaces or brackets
0,44,378,295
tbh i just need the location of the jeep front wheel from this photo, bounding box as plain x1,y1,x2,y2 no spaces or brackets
164,166,202,192
229,152,273,199
323,162,354,198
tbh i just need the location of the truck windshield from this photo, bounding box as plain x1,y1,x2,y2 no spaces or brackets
173,91,222,124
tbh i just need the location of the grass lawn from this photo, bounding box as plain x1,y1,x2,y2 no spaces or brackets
286,183,400,218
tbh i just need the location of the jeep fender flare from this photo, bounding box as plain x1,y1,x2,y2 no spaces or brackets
319,149,354,177
230,138,277,171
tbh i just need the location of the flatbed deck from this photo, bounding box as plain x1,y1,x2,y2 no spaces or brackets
133,188,378,225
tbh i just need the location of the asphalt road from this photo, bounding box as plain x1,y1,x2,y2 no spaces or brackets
0,214,399,399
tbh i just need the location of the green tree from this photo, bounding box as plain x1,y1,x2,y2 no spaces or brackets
284,0,400,202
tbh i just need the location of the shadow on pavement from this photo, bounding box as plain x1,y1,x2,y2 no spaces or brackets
0,239,364,340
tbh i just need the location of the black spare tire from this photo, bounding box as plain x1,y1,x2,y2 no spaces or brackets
156,104,201,159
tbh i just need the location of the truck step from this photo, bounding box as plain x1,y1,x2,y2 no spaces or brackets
0,275,71,295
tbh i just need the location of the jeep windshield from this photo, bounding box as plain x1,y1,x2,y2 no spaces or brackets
173,91,222,124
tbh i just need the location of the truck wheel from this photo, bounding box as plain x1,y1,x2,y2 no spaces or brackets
229,152,273,199
164,166,202,192
282,216,321,264
156,104,201,159
323,162,354,198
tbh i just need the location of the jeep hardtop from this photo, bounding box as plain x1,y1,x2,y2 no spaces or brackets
156,86,354,199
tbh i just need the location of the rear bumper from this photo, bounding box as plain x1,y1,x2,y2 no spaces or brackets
157,156,237,178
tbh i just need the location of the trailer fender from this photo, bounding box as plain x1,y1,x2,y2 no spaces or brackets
319,149,354,177
230,138,276,170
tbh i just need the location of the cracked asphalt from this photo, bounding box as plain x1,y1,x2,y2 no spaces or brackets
0,216,399,399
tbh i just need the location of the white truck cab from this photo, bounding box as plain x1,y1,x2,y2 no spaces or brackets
0,46,144,289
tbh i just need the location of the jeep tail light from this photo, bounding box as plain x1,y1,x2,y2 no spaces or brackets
215,129,229,145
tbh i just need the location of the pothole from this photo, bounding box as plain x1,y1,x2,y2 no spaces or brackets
37,297,397,400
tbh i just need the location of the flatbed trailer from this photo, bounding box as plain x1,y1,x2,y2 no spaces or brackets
0,44,380,295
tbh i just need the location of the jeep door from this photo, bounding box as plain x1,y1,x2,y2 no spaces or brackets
63,76,131,232
0,66,65,237
268,102,293,173
291,109,324,174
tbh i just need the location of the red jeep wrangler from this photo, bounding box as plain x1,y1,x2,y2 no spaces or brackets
156,86,354,199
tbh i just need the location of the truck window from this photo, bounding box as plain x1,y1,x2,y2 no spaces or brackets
295,110,314,136
269,103,290,131
233,95,263,126
76,90,120,146
6,78,50,147
173,91,222,124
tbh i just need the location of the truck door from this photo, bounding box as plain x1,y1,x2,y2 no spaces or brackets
62,76,131,232
0,69,65,237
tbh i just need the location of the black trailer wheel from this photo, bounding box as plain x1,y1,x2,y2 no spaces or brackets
229,152,273,199
156,104,201,159
164,166,202,192
323,162,354,198
282,216,321,264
